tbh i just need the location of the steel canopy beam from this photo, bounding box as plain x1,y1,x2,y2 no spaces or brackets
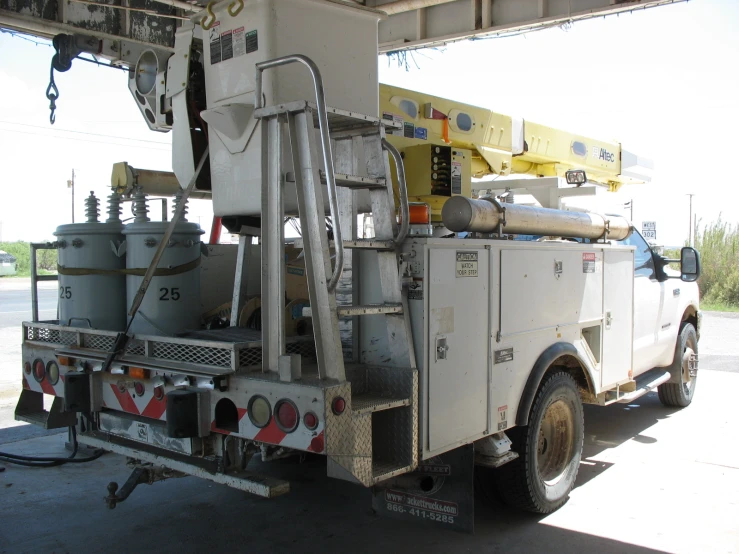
371,0,688,53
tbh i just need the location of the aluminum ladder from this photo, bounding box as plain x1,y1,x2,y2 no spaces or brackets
252,55,418,485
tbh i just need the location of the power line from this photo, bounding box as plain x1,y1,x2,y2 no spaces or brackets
0,121,171,146
0,127,171,151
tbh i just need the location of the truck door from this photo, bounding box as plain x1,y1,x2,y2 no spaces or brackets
618,230,662,375
427,246,489,454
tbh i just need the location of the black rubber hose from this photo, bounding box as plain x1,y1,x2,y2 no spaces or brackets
0,427,104,467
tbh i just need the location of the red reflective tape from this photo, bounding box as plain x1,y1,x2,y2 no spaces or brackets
40,378,56,396
210,420,230,435
110,384,139,415
22,377,30,390
237,408,247,421
308,430,325,453
141,396,167,420
254,419,286,445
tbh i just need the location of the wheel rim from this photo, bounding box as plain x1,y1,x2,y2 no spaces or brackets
536,399,575,484
682,341,697,395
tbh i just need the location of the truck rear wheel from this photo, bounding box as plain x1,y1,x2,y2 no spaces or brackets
658,323,698,408
494,371,584,514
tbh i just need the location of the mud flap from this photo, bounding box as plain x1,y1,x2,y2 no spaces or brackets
371,444,474,533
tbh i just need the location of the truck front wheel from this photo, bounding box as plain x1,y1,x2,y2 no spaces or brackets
658,323,698,408
494,371,584,514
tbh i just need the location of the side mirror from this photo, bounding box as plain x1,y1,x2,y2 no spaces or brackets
680,247,700,282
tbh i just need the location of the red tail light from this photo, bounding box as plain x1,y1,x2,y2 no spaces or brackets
33,359,45,382
24,361,32,375
303,411,318,430
332,397,346,415
275,400,299,433
153,386,164,401
134,382,145,396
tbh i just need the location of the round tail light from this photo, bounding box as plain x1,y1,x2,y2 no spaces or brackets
46,361,60,386
153,386,164,401
332,397,346,415
134,382,145,396
33,359,45,382
303,411,318,430
275,400,299,433
248,395,271,428
24,361,32,375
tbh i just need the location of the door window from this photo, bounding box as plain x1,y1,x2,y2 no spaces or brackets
619,230,656,279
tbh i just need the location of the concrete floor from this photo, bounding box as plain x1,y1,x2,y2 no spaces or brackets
0,279,737,553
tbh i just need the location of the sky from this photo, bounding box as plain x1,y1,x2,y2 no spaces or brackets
1,0,739,246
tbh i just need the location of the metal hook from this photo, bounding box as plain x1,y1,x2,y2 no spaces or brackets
228,0,243,17
201,1,217,30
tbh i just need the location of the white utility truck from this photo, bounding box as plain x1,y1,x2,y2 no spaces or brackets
13,0,700,532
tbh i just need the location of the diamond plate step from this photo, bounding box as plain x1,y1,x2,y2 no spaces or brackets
372,461,413,484
352,393,410,415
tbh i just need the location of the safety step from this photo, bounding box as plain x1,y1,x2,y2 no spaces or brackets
334,173,387,189
337,303,403,317
601,369,671,405
254,101,401,134
285,171,387,190
352,393,410,415
373,461,413,484
15,390,77,429
343,239,396,251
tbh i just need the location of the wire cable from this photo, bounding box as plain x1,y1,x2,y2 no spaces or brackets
0,426,104,468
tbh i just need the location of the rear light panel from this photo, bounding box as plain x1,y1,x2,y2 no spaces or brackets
248,395,271,428
46,361,60,386
32,359,45,382
274,399,299,433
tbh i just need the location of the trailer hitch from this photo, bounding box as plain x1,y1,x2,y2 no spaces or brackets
105,467,150,509
105,464,183,509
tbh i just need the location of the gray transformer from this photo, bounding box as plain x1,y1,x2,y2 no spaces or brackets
123,192,204,336
54,192,127,331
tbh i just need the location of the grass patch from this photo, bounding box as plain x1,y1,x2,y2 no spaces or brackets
700,302,739,313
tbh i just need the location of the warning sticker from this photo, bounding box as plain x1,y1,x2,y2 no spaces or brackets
382,112,404,136
494,347,513,364
498,405,508,431
209,23,222,65
408,278,424,300
233,27,246,57
403,122,415,139
583,252,596,273
451,161,462,194
221,29,233,61
245,29,258,54
456,251,478,278
415,127,428,140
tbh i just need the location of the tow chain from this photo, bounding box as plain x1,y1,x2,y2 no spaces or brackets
45,62,59,125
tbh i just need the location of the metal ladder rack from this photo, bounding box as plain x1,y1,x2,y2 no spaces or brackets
252,55,418,484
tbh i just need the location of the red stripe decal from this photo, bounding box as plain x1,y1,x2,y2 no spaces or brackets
40,378,56,396
141,396,167,420
110,384,139,415
237,408,247,421
254,419,286,445
22,377,30,390
210,420,230,435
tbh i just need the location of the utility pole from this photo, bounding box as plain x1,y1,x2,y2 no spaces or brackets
686,193,695,247
67,169,75,223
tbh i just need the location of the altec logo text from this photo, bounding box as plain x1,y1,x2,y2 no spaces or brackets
592,146,615,163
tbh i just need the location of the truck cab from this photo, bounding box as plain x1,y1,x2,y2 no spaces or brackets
621,228,700,381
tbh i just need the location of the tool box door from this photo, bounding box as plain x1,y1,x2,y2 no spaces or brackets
427,247,489,453
601,249,635,388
